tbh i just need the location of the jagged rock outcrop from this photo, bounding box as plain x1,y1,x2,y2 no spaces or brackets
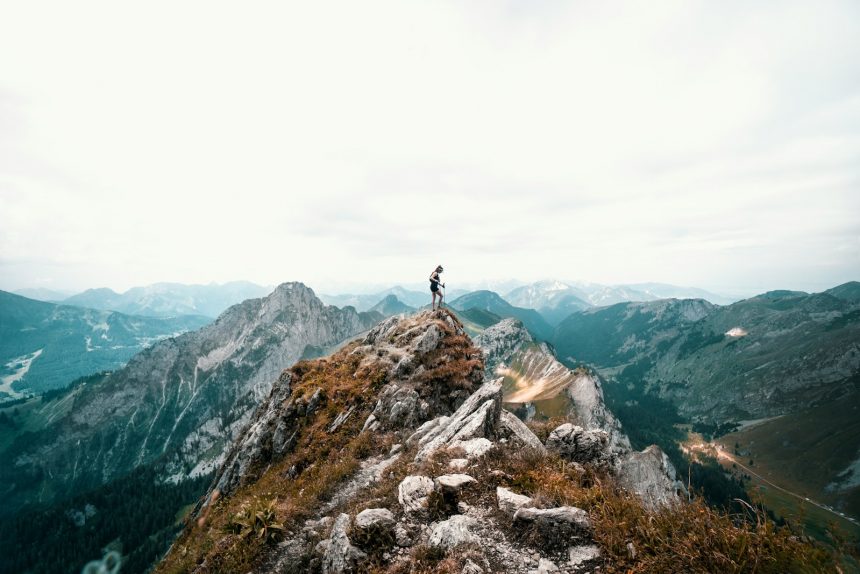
475,319,629,451
546,424,613,467
615,445,683,508
474,318,682,508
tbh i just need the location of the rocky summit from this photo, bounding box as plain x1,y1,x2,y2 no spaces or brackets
156,309,693,574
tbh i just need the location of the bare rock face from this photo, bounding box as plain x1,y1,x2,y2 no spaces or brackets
359,310,485,432
474,318,682,510
411,379,503,461
3,282,382,516
615,444,684,509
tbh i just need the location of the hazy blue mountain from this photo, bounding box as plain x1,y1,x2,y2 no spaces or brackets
63,281,272,318
11,287,73,302
505,280,592,326
368,294,416,316
449,290,553,340
625,282,736,305
0,290,210,398
320,285,431,311
825,281,860,302
565,282,659,306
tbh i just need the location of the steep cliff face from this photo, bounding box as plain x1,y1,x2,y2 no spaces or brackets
157,310,699,574
1,283,381,516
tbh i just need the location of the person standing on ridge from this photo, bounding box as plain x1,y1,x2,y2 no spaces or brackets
429,265,445,310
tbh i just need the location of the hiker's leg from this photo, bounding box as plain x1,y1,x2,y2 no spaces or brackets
431,291,437,310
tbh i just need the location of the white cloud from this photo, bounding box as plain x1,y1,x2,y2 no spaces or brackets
0,0,858,294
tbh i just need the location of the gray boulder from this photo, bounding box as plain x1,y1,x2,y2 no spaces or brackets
434,474,477,494
398,475,434,513
354,508,395,533
319,513,367,574
428,515,477,550
496,486,533,517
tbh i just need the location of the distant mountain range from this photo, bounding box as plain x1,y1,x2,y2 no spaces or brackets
60,281,273,318
368,294,416,316
0,290,211,398
449,290,554,340
11,287,74,302
551,281,860,520
318,285,469,311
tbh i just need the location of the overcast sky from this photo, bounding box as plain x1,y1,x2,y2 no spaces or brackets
1,0,858,297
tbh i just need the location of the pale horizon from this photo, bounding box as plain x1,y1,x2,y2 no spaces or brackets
2,1,858,297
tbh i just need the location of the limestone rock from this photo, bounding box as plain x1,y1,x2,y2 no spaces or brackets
354,508,395,533
434,474,477,494
546,424,612,466
499,410,547,455
414,379,503,461
428,514,477,550
398,475,434,513
615,444,683,509
450,437,494,459
496,486,533,517
319,513,367,574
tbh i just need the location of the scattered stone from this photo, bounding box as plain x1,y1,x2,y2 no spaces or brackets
354,508,395,533
428,515,477,550
496,486,533,517
626,541,636,560
328,405,357,433
536,558,559,573
394,523,415,547
449,457,470,471
434,473,477,494
398,475,434,513
462,558,485,574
